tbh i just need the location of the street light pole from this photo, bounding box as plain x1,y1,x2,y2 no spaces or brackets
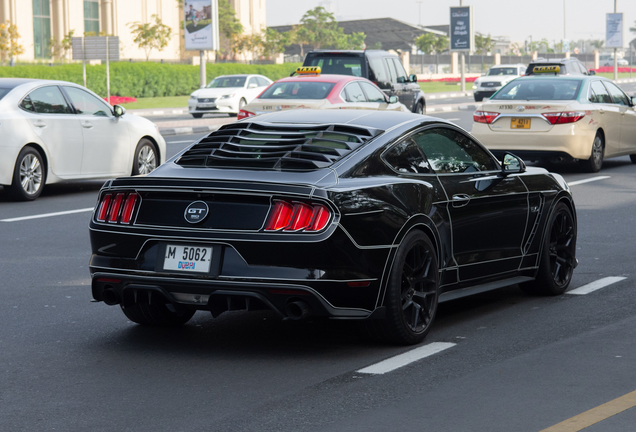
614,0,618,81
460,0,465,92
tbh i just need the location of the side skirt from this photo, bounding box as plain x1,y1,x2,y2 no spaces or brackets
438,276,534,303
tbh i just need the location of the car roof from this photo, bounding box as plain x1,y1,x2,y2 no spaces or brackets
514,75,605,82
274,74,370,84
0,78,44,89
490,64,525,68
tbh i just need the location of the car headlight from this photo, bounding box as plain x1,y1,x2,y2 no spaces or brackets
189,95,197,100
219,94,235,99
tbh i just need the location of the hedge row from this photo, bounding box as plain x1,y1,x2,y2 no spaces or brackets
0,62,302,98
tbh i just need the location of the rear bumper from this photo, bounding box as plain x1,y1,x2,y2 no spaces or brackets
471,122,595,160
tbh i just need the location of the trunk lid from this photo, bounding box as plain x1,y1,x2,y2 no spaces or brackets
479,100,575,132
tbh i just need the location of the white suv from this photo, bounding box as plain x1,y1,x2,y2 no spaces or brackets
473,64,526,102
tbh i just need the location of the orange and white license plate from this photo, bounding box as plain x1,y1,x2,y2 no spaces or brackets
511,118,531,129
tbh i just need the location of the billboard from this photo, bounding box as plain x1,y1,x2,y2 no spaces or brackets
450,6,473,52
184,0,219,51
71,37,120,61
606,13,623,48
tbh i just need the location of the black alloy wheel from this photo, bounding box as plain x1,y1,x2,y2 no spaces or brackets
414,100,425,115
521,202,576,296
8,146,45,201
380,230,439,345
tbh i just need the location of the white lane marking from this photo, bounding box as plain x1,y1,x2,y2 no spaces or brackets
568,176,610,186
357,342,456,375
443,118,461,121
567,276,627,295
166,140,194,144
0,207,93,222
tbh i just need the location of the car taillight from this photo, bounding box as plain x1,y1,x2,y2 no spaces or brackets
96,192,139,224
473,111,500,124
265,200,332,232
542,111,585,125
237,109,255,120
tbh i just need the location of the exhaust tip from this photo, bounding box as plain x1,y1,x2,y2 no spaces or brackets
102,288,121,306
285,300,311,320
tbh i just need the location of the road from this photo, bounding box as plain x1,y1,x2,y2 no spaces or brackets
2,91,636,432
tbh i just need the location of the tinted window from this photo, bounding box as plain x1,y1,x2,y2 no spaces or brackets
64,86,111,116
392,58,408,82
207,76,246,88
256,76,270,86
385,58,398,83
20,95,35,112
604,82,630,106
383,139,431,174
360,82,386,102
488,67,518,76
493,79,581,101
589,81,612,103
412,128,498,174
26,86,71,114
305,57,363,76
0,88,10,100
368,57,389,83
344,82,366,102
259,82,335,100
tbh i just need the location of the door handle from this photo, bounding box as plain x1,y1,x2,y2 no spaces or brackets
81,121,93,129
452,194,471,208
599,109,605,114
33,120,46,128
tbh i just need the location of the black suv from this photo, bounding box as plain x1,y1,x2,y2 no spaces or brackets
526,57,595,76
302,50,426,114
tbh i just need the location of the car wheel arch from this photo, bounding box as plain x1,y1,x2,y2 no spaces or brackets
139,135,161,164
532,195,577,276
16,143,49,182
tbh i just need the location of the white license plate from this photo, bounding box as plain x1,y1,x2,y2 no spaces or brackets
197,103,215,108
163,245,212,273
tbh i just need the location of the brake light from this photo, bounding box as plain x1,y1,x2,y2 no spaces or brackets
237,109,255,120
473,111,500,124
542,111,586,125
265,200,332,232
96,192,139,224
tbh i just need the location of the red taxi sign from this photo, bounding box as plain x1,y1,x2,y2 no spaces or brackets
296,66,321,75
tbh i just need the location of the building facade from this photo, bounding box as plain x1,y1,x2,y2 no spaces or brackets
0,0,266,62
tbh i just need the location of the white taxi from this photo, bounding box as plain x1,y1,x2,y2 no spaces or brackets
471,67,636,172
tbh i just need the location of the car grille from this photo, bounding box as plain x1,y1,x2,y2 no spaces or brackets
175,121,383,170
197,98,217,103
482,82,500,87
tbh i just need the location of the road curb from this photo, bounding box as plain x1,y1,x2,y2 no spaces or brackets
427,103,478,114
160,124,220,136
427,91,474,99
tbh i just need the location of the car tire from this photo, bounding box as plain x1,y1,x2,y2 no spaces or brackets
520,202,576,296
414,100,425,115
239,98,246,110
581,132,604,173
629,154,636,164
132,138,158,176
120,302,195,326
7,146,46,201
192,113,203,119
373,230,439,345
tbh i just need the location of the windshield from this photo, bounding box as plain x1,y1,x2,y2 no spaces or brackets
0,88,10,100
259,81,335,100
207,76,246,88
305,57,363,77
488,67,518,76
492,79,582,101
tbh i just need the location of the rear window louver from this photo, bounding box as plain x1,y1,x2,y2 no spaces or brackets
175,122,383,171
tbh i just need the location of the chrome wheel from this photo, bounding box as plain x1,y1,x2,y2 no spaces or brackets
19,153,43,196
133,139,158,176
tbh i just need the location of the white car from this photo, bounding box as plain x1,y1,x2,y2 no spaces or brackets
473,64,526,101
188,74,273,118
0,78,166,201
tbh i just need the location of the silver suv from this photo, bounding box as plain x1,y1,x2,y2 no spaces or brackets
473,64,526,102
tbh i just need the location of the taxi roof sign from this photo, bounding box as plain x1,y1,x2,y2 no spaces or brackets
296,66,321,75
533,65,561,74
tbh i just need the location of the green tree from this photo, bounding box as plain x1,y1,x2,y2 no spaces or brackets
414,33,447,54
474,33,496,55
48,29,74,62
0,21,24,65
590,39,604,50
128,14,172,61
261,28,290,57
335,31,365,50
288,25,314,57
300,6,340,49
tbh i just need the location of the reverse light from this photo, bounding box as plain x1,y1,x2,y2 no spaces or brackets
542,111,586,125
473,111,500,124
96,192,140,224
265,200,332,232
237,109,255,120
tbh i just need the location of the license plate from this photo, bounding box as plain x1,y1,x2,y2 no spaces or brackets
197,103,215,108
511,118,531,129
163,245,212,273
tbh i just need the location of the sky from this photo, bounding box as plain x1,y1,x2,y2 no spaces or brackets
266,0,636,46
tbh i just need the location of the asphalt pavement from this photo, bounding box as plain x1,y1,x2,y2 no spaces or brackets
3,86,636,432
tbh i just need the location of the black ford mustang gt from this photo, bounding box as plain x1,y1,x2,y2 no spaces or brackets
88,109,577,345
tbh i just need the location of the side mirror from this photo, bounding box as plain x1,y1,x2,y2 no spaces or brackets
588,70,596,75
248,83,258,89
502,153,526,175
397,76,406,84
388,95,398,104
113,105,126,117
409,74,418,83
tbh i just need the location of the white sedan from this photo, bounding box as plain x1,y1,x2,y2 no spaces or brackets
0,78,166,200
188,74,273,118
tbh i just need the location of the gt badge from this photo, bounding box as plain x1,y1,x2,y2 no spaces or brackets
184,201,209,224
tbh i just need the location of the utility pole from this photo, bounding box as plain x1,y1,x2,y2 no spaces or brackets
416,1,423,27
614,0,618,81
460,0,465,92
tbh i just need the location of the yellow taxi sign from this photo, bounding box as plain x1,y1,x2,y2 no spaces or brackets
296,66,321,75
533,65,560,74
